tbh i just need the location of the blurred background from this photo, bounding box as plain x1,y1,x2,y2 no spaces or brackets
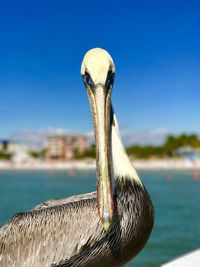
0,1,199,266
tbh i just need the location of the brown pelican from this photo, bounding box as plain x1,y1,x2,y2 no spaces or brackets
0,48,154,267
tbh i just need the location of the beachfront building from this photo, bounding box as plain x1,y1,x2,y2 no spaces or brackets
0,140,17,154
46,135,88,160
12,146,33,164
176,146,200,160
0,140,33,164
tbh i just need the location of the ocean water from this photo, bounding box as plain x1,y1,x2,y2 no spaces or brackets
0,169,199,266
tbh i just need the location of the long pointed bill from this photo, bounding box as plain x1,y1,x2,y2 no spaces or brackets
89,84,114,231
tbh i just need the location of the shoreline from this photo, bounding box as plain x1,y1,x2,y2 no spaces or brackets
0,159,200,171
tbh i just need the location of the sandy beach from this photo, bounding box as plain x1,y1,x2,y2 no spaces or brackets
0,158,200,170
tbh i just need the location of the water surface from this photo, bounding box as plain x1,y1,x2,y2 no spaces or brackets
0,169,199,266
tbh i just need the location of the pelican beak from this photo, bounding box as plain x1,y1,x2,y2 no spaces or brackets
86,83,114,231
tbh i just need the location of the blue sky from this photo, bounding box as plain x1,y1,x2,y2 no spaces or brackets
0,0,199,144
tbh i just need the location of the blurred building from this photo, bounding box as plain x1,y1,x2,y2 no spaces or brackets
46,135,88,160
176,146,200,159
12,145,33,163
0,139,17,154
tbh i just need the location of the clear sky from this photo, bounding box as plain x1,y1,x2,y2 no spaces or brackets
0,0,199,143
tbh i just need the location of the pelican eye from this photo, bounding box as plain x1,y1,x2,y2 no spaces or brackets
105,70,114,90
82,71,95,90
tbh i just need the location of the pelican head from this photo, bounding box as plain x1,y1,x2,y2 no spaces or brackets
81,48,115,231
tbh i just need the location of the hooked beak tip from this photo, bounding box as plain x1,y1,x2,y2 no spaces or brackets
102,212,112,231
102,219,111,232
